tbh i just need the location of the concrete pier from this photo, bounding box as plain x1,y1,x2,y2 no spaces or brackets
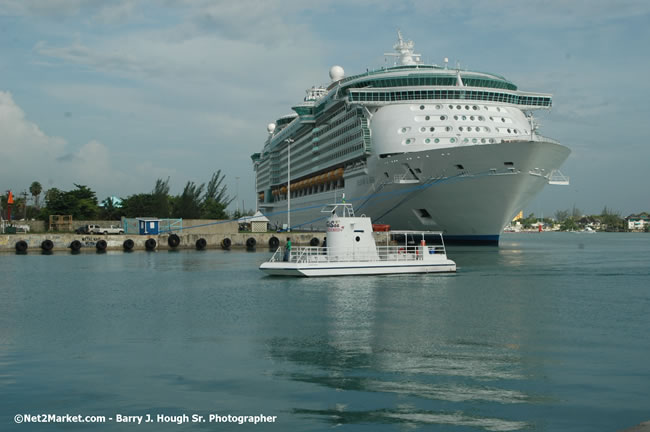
0,232,328,252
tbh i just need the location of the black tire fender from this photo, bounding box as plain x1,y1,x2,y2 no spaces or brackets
221,237,232,249
96,239,107,251
145,238,157,250
268,236,280,248
168,234,180,248
41,239,54,251
196,238,207,250
310,237,320,247
15,240,28,252
123,239,134,251
246,237,256,248
70,240,82,251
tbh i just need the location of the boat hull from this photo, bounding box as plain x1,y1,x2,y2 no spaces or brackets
260,140,570,245
260,260,456,277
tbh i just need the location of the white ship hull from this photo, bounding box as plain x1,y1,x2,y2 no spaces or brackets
260,140,570,244
260,261,456,277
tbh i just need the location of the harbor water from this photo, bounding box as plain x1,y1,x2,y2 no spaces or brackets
1,233,648,431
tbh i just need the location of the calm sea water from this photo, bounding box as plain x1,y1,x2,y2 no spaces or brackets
1,233,648,431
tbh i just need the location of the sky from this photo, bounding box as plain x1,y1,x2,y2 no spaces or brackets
1,0,649,217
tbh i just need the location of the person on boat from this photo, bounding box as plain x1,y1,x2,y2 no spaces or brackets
284,238,291,261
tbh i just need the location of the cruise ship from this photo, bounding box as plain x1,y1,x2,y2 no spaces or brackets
251,32,570,244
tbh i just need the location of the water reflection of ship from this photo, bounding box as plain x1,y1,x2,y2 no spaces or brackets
266,276,543,430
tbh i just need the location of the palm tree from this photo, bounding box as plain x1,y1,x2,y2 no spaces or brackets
29,181,42,209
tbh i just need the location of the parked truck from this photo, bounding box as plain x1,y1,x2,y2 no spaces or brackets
75,224,124,235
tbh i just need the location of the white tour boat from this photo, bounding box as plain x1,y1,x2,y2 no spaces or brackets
259,202,456,277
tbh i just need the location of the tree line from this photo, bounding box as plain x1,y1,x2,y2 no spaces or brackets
1,171,237,222
516,206,636,232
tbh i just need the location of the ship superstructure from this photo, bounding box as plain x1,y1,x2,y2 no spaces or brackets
251,32,570,244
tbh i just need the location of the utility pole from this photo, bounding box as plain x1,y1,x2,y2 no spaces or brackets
235,176,240,215
285,138,294,232
22,190,28,220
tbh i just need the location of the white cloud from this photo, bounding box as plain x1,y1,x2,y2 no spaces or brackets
0,90,138,198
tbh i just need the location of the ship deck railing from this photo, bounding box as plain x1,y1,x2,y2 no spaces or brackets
268,245,447,264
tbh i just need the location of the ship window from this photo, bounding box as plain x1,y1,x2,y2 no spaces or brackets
384,172,390,177
425,138,431,144
450,138,456,143
420,127,426,132
504,162,514,166
470,116,475,121
473,105,479,110
481,138,486,143
501,118,506,122
425,116,430,120
465,105,470,110
436,104,442,109
514,129,518,134
507,128,511,133
448,104,454,109
434,138,440,143
459,126,464,131
420,105,425,110
430,127,435,132
418,209,432,218
456,105,461,109
445,126,452,131
479,116,485,121
454,115,458,120
472,138,478,143
355,236,361,242
462,115,467,120
455,164,464,169
440,115,447,120
489,138,496,143
489,116,494,121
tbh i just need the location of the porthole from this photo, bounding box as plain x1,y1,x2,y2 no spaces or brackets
430,127,435,132
489,116,494,121
462,115,467,120
405,138,412,144
425,138,431,144
481,138,486,143
463,138,469,143
355,236,361,242
514,129,518,134
501,118,506,122
489,138,495,143
436,104,442,109
465,105,470,110
434,138,440,143
420,127,426,132
448,104,454,109
456,105,461,109
473,105,479,110
470,116,475,121
479,116,485,121
425,116,430,120
450,138,456,143
507,128,511,133
472,138,477,143
420,105,425,110
484,127,490,132
497,107,501,112
445,126,452,132
459,126,464,131
401,127,408,133
440,115,447,120
454,115,459,120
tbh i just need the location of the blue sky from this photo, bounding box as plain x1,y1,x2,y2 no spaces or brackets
1,0,649,217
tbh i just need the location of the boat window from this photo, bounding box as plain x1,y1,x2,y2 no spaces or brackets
355,236,361,242
455,164,464,169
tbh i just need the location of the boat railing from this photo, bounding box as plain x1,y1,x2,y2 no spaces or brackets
276,245,446,264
